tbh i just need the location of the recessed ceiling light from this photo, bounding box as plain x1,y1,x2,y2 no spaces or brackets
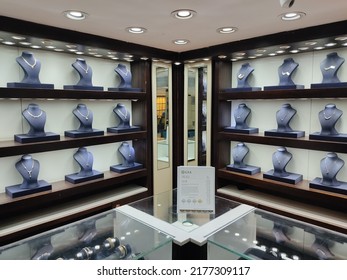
335,36,347,41
19,41,31,46
126,27,147,34
45,45,55,49
31,45,41,49
325,42,337,47
63,10,88,20
173,39,190,45
314,46,325,50
111,57,119,60
171,9,196,20
268,53,277,56
305,41,317,46
218,55,227,59
298,47,309,50
3,41,15,45
280,45,291,49
235,52,246,56
342,42,347,46
280,11,306,21
12,36,26,40
217,27,238,34
75,51,84,54
174,62,181,65
54,48,64,52
290,50,299,53
66,44,77,48
276,50,285,54
141,57,149,60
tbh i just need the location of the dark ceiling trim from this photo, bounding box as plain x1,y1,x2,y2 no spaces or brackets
0,16,178,61
179,19,347,60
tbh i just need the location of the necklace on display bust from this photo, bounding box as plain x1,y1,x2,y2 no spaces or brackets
22,56,37,69
323,158,331,175
324,65,336,71
21,160,35,179
323,109,336,120
281,71,290,76
237,73,245,80
77,108,90,120
116,108,128,119
117,66,129,77
77,61,89,74
77,152,91,168
27,109,43,118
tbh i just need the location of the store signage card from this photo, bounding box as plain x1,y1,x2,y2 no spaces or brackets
177,166,215,213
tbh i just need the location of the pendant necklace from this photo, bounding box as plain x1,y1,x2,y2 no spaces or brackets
117,67,129,77
281,71,290,76
21,160,35,179
26,109,43,118
22,56,37,69
77,109,90,120
324,65,336,71
237,73,245,80
323,109,335,120
274,153,281,165
77,152,90,168
77,62,89,74
235,108,246,119
117,108,128,120
121,145,133,159
324,157,331,175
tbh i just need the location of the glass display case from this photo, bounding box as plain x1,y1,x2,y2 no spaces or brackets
0,209,172,260
208,208,347,260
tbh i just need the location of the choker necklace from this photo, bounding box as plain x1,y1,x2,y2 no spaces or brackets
22,56,37,69
26,109,43,118
281,71,290,76
116,108,128,120
117,67,129,77
77,62,89,74
237,73,245,80
21,160,35,179
323,109,335,120
324,65,336,71
77,108,90,120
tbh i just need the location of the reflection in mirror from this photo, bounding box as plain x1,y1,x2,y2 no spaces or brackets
156,67,170,170
184,62,211,166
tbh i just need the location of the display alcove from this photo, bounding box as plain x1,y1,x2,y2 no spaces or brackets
0,16,176,246
201,21,347,234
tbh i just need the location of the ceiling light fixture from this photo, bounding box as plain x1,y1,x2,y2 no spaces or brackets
126,27,147,34
173,39,190,45
171,9,197,20
63,10,88,21
280,11,306,21
217,27,238,34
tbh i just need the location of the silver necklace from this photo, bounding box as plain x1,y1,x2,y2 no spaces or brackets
323,158,331,175
26,109,43,118
77,109,90,120
274,153,281,165
77,152,91,168
281,71,290,76
235,108,247,119
324,65,336,71
21,160,35,179
237,73,245,80
22,56,37,69
278,110,291,121
77,62,89,74
323,109,335,120
117,108,128,120
117,67,129,77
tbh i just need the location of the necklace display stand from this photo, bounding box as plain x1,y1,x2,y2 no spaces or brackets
309,104,347,142
65,147,104,184
108,63,141,92
7,51,54,89
263,147,303,184
311,52,347,89
110,142,143,173
265,103,305,138
223,63,261,92
264,58,304,90
309,152,347,195
224,103,259,134
64,58,103,91
226,142,261,175
107,103,141,133
14,103,60,143
65,104,104,138
5,154,52,198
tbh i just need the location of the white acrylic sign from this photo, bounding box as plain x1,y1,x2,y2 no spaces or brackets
177,166,215,213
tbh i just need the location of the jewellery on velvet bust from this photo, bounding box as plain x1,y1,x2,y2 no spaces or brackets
237,73,245,80
278,110,291,121
76,152,91,168
324,65,336,71
274,153,282,165
323,158,331,175
77,108,90,120
235,108,247,119
77,62,89,74
21,160,35,179
117,67,129,77
323,109,336,120
26,109,43,118
116,108,129,120
281,71,290,76
21,56,37,69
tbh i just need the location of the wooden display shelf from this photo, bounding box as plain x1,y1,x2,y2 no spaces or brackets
219,87,347,100
0,168,148,219
0,87,146,100
218,131,347,153
218,168,347,212
0,131,147,157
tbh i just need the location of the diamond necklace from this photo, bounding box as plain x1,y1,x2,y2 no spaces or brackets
117,67,129,77
22,56,37,69
77,62,89,74
117,108,128,120
21,160,35,179
323,109,335,120
77,152,90,168
77,109,90,120
26,109,43,118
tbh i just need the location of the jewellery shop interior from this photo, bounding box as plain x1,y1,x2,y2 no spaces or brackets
1,1,347,261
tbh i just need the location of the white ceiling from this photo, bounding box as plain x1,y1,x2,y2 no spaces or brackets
1,0,347,53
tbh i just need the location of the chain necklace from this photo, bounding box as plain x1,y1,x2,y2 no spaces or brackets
274,153,282,165
323,158,331,175
26,109,43,118
77,152,91,168
281,71,290,76
235,108,247,119
324,65,336,71
120,144,133,159
77,109,90,120
278,109,291,121
22,56,37,69
117,67,129,77
323,109,335,120
116,108,128,120
77,62,89,74
237,73,245,80
21,160,35,179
